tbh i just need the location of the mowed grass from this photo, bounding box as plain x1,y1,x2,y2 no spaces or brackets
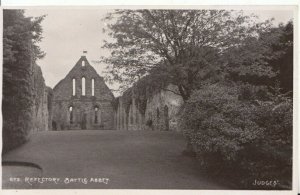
2,130,225,189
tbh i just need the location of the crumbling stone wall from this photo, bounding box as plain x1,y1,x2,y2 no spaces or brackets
31,65,53,133
52,56,115,130
115,84,183,131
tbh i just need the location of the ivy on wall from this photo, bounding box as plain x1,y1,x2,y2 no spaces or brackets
119,74,168,116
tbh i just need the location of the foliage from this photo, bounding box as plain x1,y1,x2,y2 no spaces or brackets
225,21,293,92
270,21,293,94
3,10,45,64
119,74,167,115
179,21,293,188
102,9,293,189
2,10,45,153
102,10,276,101
180,82,292,189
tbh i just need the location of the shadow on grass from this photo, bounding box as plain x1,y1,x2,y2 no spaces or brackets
2,161,43,189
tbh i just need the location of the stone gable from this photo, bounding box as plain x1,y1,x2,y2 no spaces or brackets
53,56,114,101
52,56,115,130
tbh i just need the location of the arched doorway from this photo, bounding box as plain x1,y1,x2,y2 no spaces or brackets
81,113,87,130
164,105,169,131
52,121,57,131
94,106,99,124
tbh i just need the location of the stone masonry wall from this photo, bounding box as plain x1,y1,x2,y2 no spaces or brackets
52,56,115,130
115,84,183,131
31,64,53,133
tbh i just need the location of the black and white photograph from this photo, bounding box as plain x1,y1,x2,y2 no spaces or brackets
1,5,296,193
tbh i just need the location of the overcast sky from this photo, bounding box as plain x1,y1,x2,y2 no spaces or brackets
24,8,294,95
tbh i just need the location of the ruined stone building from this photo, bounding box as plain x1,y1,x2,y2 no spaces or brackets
114,80,183,132
51,54,182,131
52,55,115,130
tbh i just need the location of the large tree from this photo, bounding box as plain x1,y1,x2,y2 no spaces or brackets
102,9,278,101
3,10,45,152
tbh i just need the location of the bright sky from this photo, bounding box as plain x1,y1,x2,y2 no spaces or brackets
24,8,294,95
24,9,114,89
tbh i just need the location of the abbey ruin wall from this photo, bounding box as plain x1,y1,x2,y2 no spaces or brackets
52,56,115,130
32,64,53,133
115,84,183,131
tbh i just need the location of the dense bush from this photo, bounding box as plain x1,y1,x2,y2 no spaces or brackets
180,82,292,189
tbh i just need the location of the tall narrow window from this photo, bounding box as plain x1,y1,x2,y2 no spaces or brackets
82,61,85,67
92,79,95,96
69,106,73,124
94,107,98,123
72,78,76,96
82,77,86,96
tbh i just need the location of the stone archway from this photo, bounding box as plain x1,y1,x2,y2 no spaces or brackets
164,105,169,131
81,113,87,130
52,121,57,131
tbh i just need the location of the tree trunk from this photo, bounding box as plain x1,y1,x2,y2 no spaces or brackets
183,137,196,157
178,85,189,102
176,85,195,156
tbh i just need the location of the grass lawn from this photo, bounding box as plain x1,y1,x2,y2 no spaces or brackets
2,130,225,189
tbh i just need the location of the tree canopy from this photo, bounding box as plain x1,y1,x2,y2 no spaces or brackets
102,9,281,101
3,10,45,66
3,10,45,152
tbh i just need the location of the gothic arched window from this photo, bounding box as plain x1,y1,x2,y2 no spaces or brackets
82,77,86,96
82,60,85,67
164,105,169,131
69,106,73,124
72,78,76,96
92,78,95,96
94,106,99,123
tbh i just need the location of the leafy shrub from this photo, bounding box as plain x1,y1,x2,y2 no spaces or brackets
180,82,292,189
